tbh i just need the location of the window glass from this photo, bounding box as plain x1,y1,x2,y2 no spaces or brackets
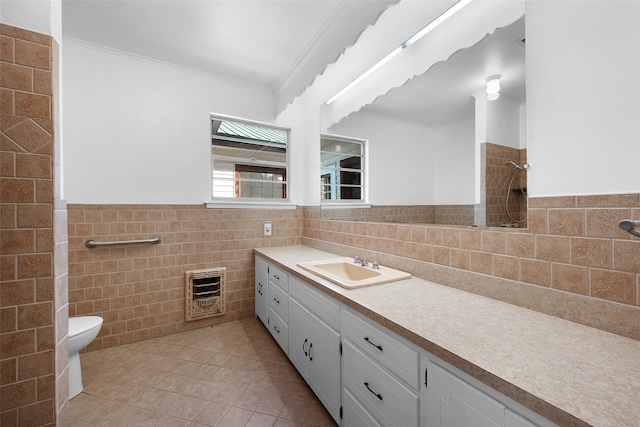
211,115,288,200
320,136,364,201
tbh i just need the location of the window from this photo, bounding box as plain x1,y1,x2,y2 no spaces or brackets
211,115,288,200
320,135,365,201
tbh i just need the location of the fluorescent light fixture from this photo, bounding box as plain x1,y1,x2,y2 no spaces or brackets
404,0,473,47
326,46,403,105
326,0,473,105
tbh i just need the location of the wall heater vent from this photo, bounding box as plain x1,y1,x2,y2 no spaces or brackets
185,268,226,321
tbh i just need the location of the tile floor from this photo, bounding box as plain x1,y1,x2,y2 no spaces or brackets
68,317,338,426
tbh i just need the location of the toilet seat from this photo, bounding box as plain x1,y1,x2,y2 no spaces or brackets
69,316,103,338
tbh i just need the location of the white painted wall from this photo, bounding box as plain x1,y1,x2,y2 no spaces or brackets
59,0,640,205
486,98,522,150
1,0,59,38
527,1,640,196
433,116,475,205
327,112,435,205
62,40,275,204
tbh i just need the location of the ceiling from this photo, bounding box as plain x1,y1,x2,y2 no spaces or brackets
361,15,526,128
61,0,398,109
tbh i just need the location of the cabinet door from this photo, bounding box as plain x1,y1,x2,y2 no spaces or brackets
255,256,269,327
425,361,505,427
505,409,539,427
289,299,341,423
288,299,310,379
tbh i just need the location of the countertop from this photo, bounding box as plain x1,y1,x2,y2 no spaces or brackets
254,245,640,427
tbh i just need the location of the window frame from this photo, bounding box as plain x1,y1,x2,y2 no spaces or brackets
320,134,369,207
207,113,295,209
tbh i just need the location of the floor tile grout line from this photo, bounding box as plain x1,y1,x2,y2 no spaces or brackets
69,317,337,426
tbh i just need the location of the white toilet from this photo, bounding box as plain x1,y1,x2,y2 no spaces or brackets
68,316,103,399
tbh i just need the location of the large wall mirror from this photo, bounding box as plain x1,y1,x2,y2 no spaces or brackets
320,14,526,227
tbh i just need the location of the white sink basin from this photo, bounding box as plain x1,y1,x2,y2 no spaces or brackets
297,257,411,289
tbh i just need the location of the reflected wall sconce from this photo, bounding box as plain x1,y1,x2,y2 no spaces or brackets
486,75,501,101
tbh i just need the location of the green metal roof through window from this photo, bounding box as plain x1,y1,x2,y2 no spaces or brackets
213,119,287,145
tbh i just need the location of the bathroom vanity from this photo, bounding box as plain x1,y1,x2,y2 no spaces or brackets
254,245,640,427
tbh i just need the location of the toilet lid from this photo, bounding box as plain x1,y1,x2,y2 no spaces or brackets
69,316,103,338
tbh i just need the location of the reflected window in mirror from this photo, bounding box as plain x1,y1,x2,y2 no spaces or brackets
321,135,365,202
211,114,288,200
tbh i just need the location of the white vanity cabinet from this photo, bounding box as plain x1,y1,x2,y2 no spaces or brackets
342,308,420,427
254,253,556,427
254,256,289,353
422,356,556,427
424,360,505,427
255,256,269,327
288,276,341,423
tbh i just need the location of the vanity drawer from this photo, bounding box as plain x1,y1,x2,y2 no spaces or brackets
289,276,340,331
269,264,288,291
342,309,419,388
343,340,419,427
342,388,383,427
269,281,288,322
268,308,288,353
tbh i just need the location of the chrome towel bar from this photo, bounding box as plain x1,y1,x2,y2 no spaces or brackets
85,236,162,249
618,220,640,237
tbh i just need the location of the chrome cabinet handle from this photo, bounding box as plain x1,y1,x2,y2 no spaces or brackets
273,297,280,304
309,342,313,361
364,337,383,351
424,367,428,388
364,382,382,401
258,282,263,295
273,325,280,334
303,338,309,356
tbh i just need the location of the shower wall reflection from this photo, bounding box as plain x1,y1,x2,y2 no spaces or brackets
483,143,527,227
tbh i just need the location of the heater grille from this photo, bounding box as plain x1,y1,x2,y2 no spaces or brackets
185,268,226,321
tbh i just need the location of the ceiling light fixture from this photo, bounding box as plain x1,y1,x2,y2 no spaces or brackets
486,75,501,101
326,0,473,105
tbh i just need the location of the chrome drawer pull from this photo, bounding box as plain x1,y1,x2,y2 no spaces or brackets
364,337,383,351
273,297,280,304
273,325,280,334
364,382,383,401
303,338,309,356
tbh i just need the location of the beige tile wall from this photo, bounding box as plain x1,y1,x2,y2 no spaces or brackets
321,205,435,223
484,143,528,227
433,205,475,226
66,205,302,350
1,23,65,426
320,204,474,225
303,193,640,340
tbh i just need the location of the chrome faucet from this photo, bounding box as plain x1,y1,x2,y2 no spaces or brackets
372,261,379,270
353,256,369,266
